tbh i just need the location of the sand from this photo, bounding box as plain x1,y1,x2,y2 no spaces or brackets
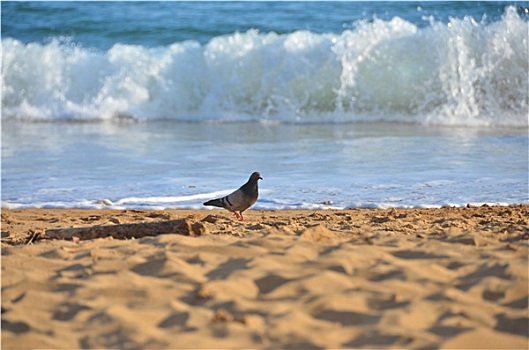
1,206,528,349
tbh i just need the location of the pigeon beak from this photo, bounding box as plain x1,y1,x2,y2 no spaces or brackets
259,176,263,180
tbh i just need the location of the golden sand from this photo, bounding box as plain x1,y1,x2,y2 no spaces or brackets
2,206,528,348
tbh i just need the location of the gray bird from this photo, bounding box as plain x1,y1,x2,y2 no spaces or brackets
203,172,263,220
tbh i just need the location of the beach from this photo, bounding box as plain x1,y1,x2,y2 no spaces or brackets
2,2,528,349
2,206,528,349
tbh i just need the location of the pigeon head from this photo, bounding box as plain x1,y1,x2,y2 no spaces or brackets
250,172,263,182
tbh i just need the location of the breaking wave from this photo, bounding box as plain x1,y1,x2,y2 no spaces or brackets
2,6,528,126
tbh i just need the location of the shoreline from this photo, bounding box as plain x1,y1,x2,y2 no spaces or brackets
2,205,528,348
2,205,528,244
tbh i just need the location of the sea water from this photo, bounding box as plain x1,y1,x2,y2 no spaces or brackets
2,2,528,209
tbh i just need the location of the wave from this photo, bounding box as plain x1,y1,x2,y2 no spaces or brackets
2,6,528,126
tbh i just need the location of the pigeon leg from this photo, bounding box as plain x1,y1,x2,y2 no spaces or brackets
233,211,243,220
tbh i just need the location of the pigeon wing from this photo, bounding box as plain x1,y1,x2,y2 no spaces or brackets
203,187,247,212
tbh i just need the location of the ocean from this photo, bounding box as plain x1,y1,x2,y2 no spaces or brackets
2,1,528,210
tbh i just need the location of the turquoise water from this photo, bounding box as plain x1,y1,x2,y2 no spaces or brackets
1,2,528,209
3,2,522,49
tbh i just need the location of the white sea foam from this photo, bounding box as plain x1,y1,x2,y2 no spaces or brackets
115,190,234,206
2,7,527,126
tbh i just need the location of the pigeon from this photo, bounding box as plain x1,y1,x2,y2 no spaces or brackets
203,172,263,220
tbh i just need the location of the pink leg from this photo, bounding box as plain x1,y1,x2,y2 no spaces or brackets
233,212,243,220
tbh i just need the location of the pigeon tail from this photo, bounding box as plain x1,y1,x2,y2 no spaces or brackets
203,199,224,207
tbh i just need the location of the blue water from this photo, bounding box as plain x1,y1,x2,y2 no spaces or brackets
3,2,523,49
2,2,528,209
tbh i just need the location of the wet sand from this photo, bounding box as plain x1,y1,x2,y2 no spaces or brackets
2,206,528,349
